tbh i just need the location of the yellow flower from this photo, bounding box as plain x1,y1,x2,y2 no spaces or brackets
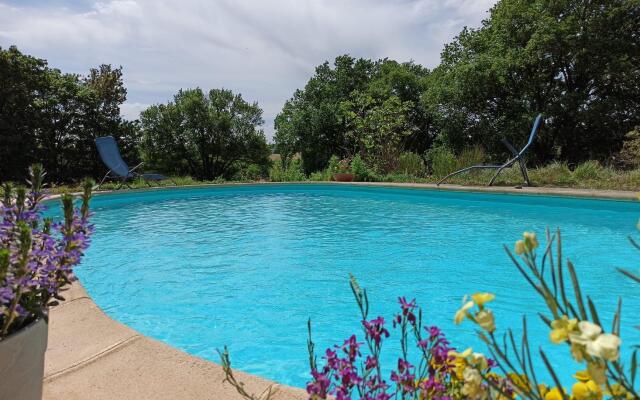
607,383,633,399
449,348,472,380
544,387,565,400
507,373,530,392
515,240,526,255
571,342,586,362
571,380,602,400
461,367,486,399
587,361,607,385
453,357,466,381
469,352,489,371
523,231,538,248
454,300,474,324
475,309,496,332
569,321,602,345
516,232,539,254
586,333,621,362
471,292,495,308
550,315,578,344
449,347,473,359
537,384,549,397
573,370,590,382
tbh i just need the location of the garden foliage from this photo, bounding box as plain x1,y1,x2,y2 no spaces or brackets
274,0,640,174
0,165,93,338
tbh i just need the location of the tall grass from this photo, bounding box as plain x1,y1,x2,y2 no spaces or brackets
268,159,306,182
395,152,426,177
43,157,640,194
425,145,457,178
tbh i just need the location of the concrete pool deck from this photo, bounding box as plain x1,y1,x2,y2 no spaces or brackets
42,182,638,399
43,282,307,400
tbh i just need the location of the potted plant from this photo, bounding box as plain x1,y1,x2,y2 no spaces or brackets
0,165,93,400
332,157,355,182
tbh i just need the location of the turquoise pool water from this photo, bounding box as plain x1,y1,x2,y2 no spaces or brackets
49,184,640,388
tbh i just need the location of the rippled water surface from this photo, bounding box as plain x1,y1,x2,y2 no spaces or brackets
49,184,640,388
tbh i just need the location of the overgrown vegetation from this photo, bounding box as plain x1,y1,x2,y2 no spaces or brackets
274,0,640,176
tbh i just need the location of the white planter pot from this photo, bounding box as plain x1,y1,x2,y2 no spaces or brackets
0,318,48,400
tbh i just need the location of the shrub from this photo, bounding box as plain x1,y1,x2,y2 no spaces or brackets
351,154,378,182
308,171,331,181
326,156,340,175
618,128,640,168
425,144,456,178
533,161,575,185
395,152,425,177
572,160,615,181
269,158,306,182
235,163,264,181
380,173,425,183
0,165,94,337
456,145,485,170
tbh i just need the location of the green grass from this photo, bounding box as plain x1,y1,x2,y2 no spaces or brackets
37,161,640,196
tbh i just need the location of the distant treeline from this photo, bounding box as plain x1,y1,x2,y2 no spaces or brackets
0,46,139,182
274,0,640,174
0,47,270,182
1,0,639,183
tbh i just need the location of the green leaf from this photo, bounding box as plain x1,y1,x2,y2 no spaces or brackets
631,350,637,387
587,296,601,327
539,349,568,400
566,260,587,321
618,268,640,283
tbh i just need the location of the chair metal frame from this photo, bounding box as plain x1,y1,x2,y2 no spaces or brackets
96,161,148,190
437,114,543,187
95,136,168,189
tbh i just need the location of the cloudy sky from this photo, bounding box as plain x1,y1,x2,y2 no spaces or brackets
0,0,495,140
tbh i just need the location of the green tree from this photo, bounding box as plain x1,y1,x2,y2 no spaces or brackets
365,60,433,157
425,0,640,164
0,46,47,181
275,56,432,174
341,92,414,173
274,55,377,173
140,88,269,179
0,46,134,182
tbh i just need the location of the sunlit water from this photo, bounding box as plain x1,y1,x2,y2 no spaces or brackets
46,184,640,389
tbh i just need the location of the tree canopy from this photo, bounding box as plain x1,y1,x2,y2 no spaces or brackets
274,56,431,173
139,88,270,180
0,46,136,182
275,0,640,172
426,0,640,164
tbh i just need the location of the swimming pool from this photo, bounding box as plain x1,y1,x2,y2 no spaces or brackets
49,184,640,388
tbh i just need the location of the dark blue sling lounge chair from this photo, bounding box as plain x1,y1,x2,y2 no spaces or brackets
95,136,168,189
437,114,543,187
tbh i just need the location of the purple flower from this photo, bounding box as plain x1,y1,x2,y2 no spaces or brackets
390,358,416,393
1,176,93,337
362,316,389,346
398,297,417,325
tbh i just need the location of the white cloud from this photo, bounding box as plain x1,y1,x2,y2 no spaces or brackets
0,0,496,140
119,101,149,121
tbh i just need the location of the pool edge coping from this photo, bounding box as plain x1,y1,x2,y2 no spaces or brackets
47,181,640,202
43,280,307,400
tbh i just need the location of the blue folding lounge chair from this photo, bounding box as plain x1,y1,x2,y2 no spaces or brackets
437,114,543,187
95,136,168,189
